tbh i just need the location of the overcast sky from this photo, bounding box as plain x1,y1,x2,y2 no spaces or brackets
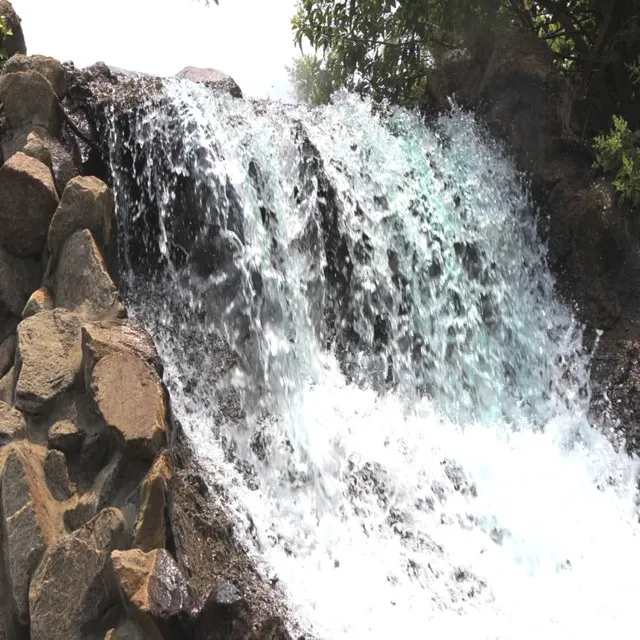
12,0,300,99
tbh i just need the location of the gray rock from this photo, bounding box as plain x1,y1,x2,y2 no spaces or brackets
22,130,53,168
15,309,82,413
22,286,54,318
0,0,26,57
0,152,59,257
43,449,73,501
176,66,243,98
29,508,126,640
0,247,41,316
54,229,124,318
0,71,59,133
0,400,25,442
2,54,67,98
0,333,15,379
48,175,115,260
48,419,83,453
0,365,13,404
63,491,97,532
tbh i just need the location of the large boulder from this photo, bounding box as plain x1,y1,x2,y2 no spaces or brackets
0,400,25,443
2,54,67,98
176,66,243,99
2,444,61,624
90,351,168,459
0,152,59,257
29,508,126,640
0,247,40,316
54,229,124,318
14,309,82,413
0,1,26,57
0,71,59,133
134,451,173,551
48,175,115,259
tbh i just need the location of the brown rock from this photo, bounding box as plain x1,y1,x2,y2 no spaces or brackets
22,286,54,318
0,152,59,257
48,419,83,453
3,54,67,98
104,618,163,640
48,176,115,259
2,444,61,624
176,66,243,98
111,548,190,619
54,229,124,318
82,319,161,383
246,617,293,640
0,247,41,316
0,400,24,443
43,449,73,501
134,451,173,551
22,130,53,169
0,333,15,379
15,309,82,413
0,71,59,133
0,1,26,57
91,352,168,459
63,491,97,531
0,365,13,404
29,508,126,640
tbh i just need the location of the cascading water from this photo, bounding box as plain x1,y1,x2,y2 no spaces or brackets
106,81,640,639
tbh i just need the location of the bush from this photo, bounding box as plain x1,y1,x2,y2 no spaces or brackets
593,116,640,207
0,15,12,67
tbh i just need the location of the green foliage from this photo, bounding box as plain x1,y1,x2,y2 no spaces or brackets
0,15,12,67
594,116,640,206
288,55,341,105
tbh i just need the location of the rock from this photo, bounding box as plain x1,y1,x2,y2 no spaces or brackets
0,71,59,133
176,66,243,98
0,365,13,404
48,176,115,259
134,451,173,551
190,580,250,640
0,333,15,379
22,130,53,168
29,508,126,640
2,54,67,98
0,152,59,257
0,400,25,442
0,1,26,57
43,449,73,500
0,247,41,316
82,319,162,384
246,617,293,640
104,618,163,640
14,309,82,413
48,419,83,453
54,229,124,318
111,548,191,619
22,286,54,318
63,491,97,531
90,352,168,459
2,444,61,624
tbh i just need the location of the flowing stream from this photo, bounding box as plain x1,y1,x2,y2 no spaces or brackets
106,81,640,639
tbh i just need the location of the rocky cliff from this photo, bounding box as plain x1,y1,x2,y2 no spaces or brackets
0,4,289,639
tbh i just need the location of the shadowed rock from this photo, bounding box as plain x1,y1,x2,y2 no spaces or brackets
43,449,73,501
0,400,25,443
48,419,83,454
0,247,40,316
22,286,54,318
0,152,59,257
0,333,15,379
0,1,26,57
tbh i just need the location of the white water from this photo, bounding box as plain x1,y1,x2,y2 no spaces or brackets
107,82,640,639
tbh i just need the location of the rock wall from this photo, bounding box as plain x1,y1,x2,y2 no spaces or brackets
0,4,289,639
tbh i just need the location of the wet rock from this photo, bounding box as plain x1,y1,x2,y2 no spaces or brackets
29,508,126,640
0,247,40,316
14,309,82,413
2,444,61,624
112,548,191,619
0,152,59,257
0,1,26,57
0,400,25,442
0,333,15,379
245,617,293,640
54,229,124,318
176,66,243,98
48,419,83,453
81,319,161,382
0,71,59,133
22,286,54,318
134,451,173,551
21,130,53,168
90,352,168,459
43,449,73,500
3,54,67,98
48,175,115,259
190,580,250,640
0,365,13,404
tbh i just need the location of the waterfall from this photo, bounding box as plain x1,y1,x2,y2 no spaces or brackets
106,81,640,639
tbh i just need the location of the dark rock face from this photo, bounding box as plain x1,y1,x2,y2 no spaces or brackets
176,66,243,99
0,1,26,57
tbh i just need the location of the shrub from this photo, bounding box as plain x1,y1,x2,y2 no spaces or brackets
0,15,12,67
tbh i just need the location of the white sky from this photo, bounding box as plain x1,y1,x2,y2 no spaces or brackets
11,0,300,99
